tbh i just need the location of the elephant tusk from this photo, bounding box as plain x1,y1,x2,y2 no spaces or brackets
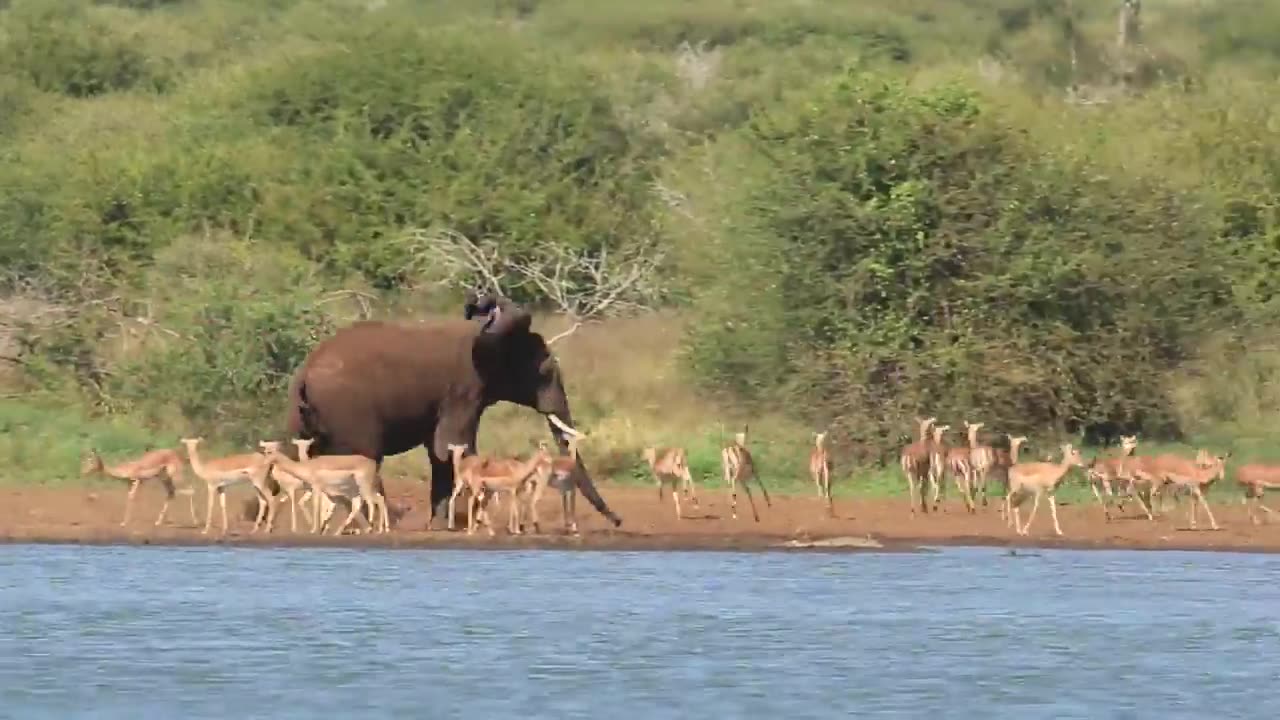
547,413,581,438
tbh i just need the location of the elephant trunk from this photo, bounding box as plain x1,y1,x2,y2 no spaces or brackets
545,413,623,528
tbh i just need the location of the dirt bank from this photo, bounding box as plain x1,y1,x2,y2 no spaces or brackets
2,479,1279,554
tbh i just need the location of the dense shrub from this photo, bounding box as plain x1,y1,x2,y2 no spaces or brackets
229,24,662,291
681,71,1238,448
0,1,176,97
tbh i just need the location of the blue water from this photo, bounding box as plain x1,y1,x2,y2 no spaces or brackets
0,544,1278,719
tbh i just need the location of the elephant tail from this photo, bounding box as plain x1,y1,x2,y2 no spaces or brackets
286,369,323,441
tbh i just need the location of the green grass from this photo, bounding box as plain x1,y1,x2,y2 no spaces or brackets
0,400,258,486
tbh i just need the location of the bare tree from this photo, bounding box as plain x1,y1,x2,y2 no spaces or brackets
404,227,511,296
403,227,666,344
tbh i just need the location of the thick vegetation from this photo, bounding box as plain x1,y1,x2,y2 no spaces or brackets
3,0,1280,485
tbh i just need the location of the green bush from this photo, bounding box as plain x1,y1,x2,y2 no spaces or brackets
681,71,1238,449
229,24,662,292
0,1,176,97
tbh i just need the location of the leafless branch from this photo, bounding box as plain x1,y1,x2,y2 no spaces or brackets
507,242,665,322
402,227,665,325
403,227,509,295
318,289,378,320
545,322,582,347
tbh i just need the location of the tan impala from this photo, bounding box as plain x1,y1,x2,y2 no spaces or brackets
643,445,699,520
1006,443,1086,536
721,424,771,521
81,447,198,528
899,416,936,515
808,431,833,517
180,437,275,536
257,441,388,535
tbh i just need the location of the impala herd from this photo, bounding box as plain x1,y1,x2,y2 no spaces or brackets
896,415,1280,536
78,413,1280,540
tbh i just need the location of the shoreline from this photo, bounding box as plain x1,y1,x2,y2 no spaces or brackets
5,481,1280,556
6,525,1280,557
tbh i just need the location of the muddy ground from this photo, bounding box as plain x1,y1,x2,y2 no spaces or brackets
2,478,1279,554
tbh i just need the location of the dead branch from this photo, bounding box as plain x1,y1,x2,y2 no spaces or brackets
317,289,378,320
506,241,665,322
403,227,509,295
403,227,666,327
545,321,582,347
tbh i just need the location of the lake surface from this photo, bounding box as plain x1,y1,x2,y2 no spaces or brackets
0,544,1278,719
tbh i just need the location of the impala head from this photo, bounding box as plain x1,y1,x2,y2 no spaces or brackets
932,424,950,440
1203,451,1232,480
1120,435,1139,454
80,449,103,477
446,442,470,460
291,438,315,454
258,440,282,455
641,447,657,466
179,437,202,447
964,420,983,435
1060,443,1085,468
814,431,827,448
914,416,937,438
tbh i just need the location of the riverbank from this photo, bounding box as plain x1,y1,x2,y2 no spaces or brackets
3,480,1279,554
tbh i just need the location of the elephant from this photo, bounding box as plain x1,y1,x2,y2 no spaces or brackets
282,294,623,530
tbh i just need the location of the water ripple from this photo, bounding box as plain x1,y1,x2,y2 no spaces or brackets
0,545,1278,719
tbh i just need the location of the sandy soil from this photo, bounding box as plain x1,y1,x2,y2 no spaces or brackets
2,478,1279,554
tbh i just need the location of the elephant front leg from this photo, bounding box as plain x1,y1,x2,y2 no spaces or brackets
427,455,455,531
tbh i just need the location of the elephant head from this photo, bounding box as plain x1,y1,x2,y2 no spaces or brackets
471,296,575,443
468,295,621,526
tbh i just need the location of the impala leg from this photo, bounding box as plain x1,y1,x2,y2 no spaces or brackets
672,485,683,520
155,475,177,527
202,486,217,534
1192,487,1218,530
1091,481,1111,522
683,469,700,508
298,491,315,528
334,498,359,535
756,475,772,508
121,479,141,528
508,492,522,535
563,486,578,535
1048,493,1063,536
251,486,269,534
219,491,230,537
740,480,761,522
447,483,467,531
1019,491,1042,536
1131,486,1154,521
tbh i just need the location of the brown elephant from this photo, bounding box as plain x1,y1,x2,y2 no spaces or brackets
282,295,622,530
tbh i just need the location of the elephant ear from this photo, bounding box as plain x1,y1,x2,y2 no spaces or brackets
479,296,532,337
